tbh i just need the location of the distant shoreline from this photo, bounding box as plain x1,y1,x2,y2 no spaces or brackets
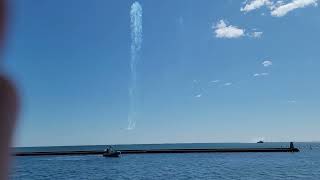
12,141,319,149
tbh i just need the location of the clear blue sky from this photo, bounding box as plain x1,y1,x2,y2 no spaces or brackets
3,0,320,147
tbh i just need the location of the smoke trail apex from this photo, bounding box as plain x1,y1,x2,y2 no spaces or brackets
128,1,142,130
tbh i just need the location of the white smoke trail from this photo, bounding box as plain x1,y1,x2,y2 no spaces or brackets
128,2,142,130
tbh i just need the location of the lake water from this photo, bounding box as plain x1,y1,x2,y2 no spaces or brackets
11,143,320,179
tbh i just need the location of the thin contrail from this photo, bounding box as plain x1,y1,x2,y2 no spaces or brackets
128,1,142,130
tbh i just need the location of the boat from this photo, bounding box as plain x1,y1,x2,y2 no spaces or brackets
102,146,121,157
257,140,264,143
103,151,121,157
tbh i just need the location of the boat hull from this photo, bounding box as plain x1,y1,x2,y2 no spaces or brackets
103,151,121,157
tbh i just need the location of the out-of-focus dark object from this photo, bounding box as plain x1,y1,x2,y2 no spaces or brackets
1,1,19,179
0,0,6,44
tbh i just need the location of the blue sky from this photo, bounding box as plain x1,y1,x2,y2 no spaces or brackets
3,0,320,147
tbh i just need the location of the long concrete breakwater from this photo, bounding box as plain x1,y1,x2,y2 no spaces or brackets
14,147,299,156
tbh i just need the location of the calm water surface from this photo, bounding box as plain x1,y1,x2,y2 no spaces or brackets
11,143,320,180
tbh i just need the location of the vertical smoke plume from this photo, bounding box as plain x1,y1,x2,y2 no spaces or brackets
128,2,142,130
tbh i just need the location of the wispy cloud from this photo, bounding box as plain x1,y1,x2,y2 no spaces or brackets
271,0,318,17
241,0,318,17
211,80,220,83
213,20,263,39
262,60,272,67
213,20,245,39
178,16,184,25
195,94,202,98
127,1,143,130
288,100,297,103
241,0,273,13
251,31,263,38
254,72,269,77
224,82,232,86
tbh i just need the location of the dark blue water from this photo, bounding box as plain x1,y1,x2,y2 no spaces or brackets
11,143,320,179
